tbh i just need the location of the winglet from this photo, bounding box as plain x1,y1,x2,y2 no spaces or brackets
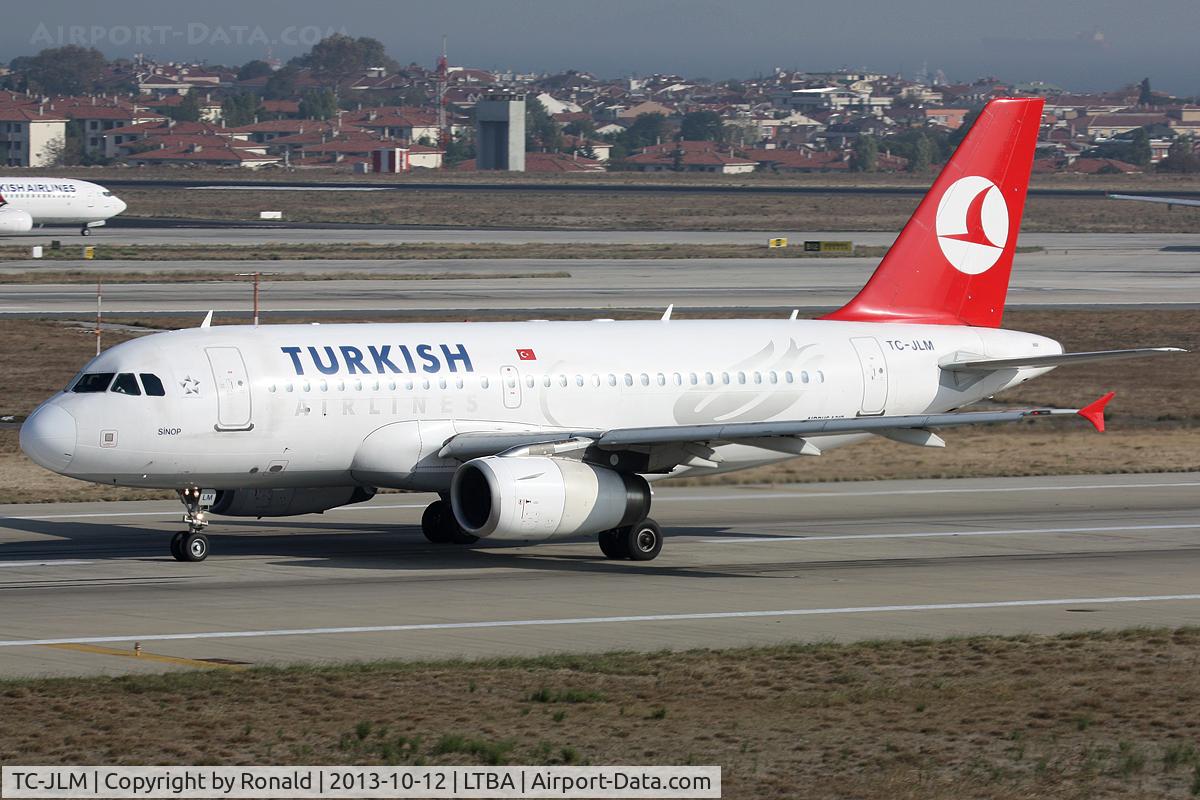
1078,391,1115,432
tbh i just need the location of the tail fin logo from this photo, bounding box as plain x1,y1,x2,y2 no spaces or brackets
935,176,1009,275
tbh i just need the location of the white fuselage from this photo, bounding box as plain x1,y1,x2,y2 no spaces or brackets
0,178,126,226
23,318,1060,493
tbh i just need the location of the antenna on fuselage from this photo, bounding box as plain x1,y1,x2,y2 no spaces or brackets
789,309,798,320
200,310,213,328
661,304,673,322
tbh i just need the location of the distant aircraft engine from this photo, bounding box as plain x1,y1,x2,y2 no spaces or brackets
210,486,376,517
450,457,651,542
0,207,33,233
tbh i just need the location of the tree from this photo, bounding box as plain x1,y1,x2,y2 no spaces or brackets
525,97,561,150
908,133,933,173
298,89,338,121
563,119,595,138
1139,77,1153,107
1157,136,1200,173
615,113,666,152
679,110,724,142
238,60,275,82
299,34,396,83
444,132,475,166
222,92,261,127
263,66,299,100
849,135,879,172
167,92,203,123
946,108,982,152
1086,127,1151,166
11,46,106,95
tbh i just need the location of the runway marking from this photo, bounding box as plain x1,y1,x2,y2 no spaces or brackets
42,643,247,670
2,594,1198,648
703,522,1200,544
655,481,1200,503
0,480,1196,522
0,559,90,567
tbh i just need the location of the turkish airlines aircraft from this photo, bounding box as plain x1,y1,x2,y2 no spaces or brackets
0,178,127,235
19,98,1184,563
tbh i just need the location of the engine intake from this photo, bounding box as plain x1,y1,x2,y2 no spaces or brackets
211,486,375,517
0,208,33,233
451,456,650,542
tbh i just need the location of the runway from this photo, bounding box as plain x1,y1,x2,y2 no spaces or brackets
17,226,1200,249
0,473,1197,677
3,249,1200,315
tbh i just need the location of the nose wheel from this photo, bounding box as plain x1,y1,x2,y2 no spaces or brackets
173,488,214,562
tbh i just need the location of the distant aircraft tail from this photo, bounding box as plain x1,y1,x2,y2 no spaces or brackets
823,97,1044,328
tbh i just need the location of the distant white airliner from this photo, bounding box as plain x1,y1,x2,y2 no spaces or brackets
19,98,1184,563
0,178,127,235
1109,193,1200,209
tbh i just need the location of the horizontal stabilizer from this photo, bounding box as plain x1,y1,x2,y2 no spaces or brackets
1108,193,1200,208
940,347,1186,372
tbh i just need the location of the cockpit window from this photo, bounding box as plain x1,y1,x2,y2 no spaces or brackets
110,373,141,395
140,373,165,396
71,373,114,393
102,191,113,196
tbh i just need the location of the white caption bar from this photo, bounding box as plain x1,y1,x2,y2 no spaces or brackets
1,766,720,799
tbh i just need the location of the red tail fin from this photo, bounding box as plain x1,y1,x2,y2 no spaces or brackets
823,97,1044,328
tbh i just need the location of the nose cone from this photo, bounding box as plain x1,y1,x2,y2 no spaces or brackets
112,196,127,215
20,404,77,473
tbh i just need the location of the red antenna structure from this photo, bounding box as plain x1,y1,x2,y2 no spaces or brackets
436,35,449,161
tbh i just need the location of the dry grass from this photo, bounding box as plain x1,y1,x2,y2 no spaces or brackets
112,187,1200,232
1,309,1193,504
2,629,1199,798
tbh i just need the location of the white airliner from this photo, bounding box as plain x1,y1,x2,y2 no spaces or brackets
0,178,127,235
19,98,1184,563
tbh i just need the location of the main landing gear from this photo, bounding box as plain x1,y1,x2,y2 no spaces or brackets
598,518,663,561
421,499,478,545
80,226,91,236
172,487,213,562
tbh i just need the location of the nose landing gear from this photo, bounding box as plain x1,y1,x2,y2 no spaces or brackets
173,487,215,562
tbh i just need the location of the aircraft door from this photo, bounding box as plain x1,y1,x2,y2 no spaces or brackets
499,365,522,409
206,346,253,430
850,336,888,416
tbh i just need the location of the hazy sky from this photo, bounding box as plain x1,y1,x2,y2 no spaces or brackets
4,0,1198,95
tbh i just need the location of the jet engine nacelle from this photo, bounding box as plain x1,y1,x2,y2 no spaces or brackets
450,456,651,542
210,486,375,517
0,207,33,233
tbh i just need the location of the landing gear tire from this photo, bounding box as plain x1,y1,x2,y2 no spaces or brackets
598,529,630,560
80,226,91,236
422,500,477,544
181,532,209,562
170,532,186,561
623,518,662,561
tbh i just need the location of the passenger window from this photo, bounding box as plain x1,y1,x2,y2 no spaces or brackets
72,372,114,393
481,376,489,389
575,375,584,387
624,374,633,386
656,373,665,386
607,374,617,387
139,373,166,396
801,371,810,384
704,372,714,385
768,371,778,384
753,371,762,385
737,371,747,385
639,374,650,386
110,373,141,395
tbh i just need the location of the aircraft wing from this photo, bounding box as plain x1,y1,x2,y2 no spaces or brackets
1108,193,1200,208
438,394,1116,464
940,347,1185,372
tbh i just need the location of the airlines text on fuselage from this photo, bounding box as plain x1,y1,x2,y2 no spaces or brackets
281,344,474,375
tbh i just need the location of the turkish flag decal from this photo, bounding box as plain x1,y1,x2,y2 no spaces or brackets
517,348,537,361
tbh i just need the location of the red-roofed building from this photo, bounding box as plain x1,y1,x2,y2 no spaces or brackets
623,140,756,174
0,106,68,167
454,151,604,173
102,119,250,159
122,142,280,169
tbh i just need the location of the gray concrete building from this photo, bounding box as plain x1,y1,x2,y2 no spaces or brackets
475,92,525,171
